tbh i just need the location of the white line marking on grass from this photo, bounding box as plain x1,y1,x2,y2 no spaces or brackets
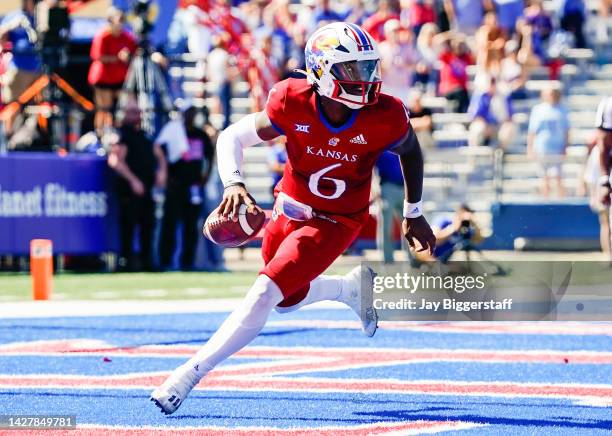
137,289,169,298
185,288,210,296
0,295,19,301
90,291,120,299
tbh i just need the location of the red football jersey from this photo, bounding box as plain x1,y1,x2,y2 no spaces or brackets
266,78,411,216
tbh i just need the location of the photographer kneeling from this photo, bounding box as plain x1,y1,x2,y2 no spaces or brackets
415,204,483,263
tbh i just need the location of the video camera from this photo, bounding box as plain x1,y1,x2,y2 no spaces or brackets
458,219,473,241
131,0,155,40
34,0,70,73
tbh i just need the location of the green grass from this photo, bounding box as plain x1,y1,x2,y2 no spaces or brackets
0,271,256,301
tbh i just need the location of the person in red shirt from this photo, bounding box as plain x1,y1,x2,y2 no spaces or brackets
247,34,280,112
87,7,136,135
362,0,401,41
438,35,473,113
404,0,436,37
151,22,435,415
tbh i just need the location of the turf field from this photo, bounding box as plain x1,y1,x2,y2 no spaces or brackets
1,303,611,434
0,252,611,434
0,271,255,301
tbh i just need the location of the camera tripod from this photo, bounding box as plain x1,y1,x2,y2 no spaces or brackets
118,45,173,135
452,240,506,276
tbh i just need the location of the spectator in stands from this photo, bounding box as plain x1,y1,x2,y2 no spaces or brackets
596,0,611,42
342,0,370,26
296,0,317,34
515,17,542,68
239,0,264,31
0,0,39,132
407,89,435,150
375,151,407,263
207,34,233,129
498,40,527,99
379,19,419,103
492,0,524,36
363,0,401,42
255,12,291,72
211,0,249,58
402,0,436,37
527,85,570,197
414,203,483,263
156,104,215,271
558,0,587,48
88,7,136,136
248,34,280,112
414,22,440,94
310,0,344,31
443,0,492,35
467,75,515,149
476,11,506,75
285,26,307,79
165,1,191,56
263,0,295,36
433,0,451,32
181,1,218,56
267,137,287,195
108,101,167,272
522,1,553,66
438,35,473,113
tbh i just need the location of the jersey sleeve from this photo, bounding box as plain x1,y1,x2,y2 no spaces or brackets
386,99,415,155
265,79,290,135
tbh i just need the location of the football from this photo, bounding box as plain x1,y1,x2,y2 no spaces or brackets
203,203,266,247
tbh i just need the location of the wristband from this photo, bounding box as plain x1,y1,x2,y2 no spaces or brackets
403,200,423,219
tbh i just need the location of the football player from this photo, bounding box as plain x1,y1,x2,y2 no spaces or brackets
151,22,435,414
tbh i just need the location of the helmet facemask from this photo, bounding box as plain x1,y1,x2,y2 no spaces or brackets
329,60,382,108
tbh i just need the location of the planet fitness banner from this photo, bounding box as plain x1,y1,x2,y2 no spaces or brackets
0,153,119,254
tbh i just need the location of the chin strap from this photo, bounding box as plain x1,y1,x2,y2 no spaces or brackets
293,68,308,76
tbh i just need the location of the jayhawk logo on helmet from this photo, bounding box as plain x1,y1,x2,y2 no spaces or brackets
309,32,341,79
305,22,382,110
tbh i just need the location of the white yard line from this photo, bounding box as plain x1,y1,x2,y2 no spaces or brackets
0,295,19,301
137,289,169,298
184,287,211,296
0,299,344,318
90,291,121,299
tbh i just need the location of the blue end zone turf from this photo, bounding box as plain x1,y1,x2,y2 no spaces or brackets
0,310,611,434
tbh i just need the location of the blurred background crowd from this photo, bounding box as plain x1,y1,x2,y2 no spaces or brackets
0,0,611,272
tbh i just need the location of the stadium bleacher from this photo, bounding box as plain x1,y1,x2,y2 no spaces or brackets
1,0,610,253
167,2,612,232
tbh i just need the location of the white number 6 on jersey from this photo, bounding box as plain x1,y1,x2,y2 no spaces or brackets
308,163,346,199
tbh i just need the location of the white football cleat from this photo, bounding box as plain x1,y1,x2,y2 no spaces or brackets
341,265,378,337
150,364,201,415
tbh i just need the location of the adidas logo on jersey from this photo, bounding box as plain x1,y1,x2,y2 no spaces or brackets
349,134,367,144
